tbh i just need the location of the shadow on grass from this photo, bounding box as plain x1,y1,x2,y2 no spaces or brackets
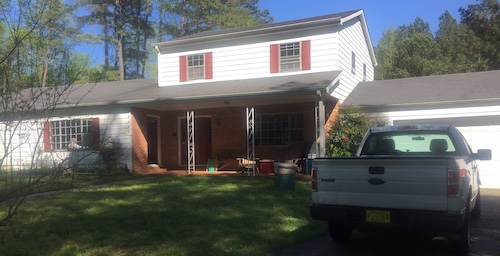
0,176,326,256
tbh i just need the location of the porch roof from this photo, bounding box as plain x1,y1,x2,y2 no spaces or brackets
62,70,341,109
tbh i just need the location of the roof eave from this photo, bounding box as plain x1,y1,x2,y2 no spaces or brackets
152,17,343,49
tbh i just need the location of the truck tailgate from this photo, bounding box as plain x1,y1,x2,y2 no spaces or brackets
313,157,449,211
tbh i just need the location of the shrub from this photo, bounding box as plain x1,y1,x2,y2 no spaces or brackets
97,138,125,172
327,108,385,156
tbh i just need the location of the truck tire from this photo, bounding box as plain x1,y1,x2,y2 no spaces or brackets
450,200,471,255
328,222,353,243
471,189,481,220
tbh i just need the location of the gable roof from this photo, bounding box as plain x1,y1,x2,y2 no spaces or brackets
153,10,360,46
58,71,341,109
152,9,376,66
343,70,500,107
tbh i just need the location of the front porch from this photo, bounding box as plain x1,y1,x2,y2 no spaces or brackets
131,100,337,174
125,71,342,174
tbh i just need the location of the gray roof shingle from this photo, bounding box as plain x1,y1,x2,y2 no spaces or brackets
64,71,341,108
343,70,500,107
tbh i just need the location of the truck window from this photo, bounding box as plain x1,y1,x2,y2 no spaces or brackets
361,132,456,155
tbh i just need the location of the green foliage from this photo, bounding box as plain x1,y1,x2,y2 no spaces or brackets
97,138,125,172
327,108,384,157
460,0,500,70
376,0,500,80
159,0,273,38
436,11,487,73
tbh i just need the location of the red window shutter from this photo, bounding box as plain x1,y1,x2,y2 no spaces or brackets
179,56,187,82
301,40,311,71
92,118,100,150
270,44,279,73
205,52,213,79
43,122,51,152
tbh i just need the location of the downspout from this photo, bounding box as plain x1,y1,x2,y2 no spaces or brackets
155,46,161,87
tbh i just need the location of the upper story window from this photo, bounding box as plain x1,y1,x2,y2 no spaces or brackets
179,52,213,82
280,42,301,72
270,40,310,74
187,54,205,81
351,51,356,75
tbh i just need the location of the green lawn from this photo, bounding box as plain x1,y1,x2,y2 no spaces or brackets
0,175,327,256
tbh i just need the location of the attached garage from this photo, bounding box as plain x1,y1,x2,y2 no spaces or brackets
343,70,500,188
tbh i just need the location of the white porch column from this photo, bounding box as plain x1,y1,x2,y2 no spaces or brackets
246,107,255,176
315,90,326,157
187,111,195,175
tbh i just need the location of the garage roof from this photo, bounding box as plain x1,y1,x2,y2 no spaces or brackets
343,70,500,107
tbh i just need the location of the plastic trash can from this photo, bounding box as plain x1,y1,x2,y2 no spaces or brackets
274,162,297,189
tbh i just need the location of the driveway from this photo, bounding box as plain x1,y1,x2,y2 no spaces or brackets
272,189,500,256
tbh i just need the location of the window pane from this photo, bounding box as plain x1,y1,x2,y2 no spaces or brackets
50,119,94,151
279,42,301,72
255,113,304,146
187,54,205,81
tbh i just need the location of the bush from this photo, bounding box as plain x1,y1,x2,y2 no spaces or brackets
97,138,125,172
327,108,385,156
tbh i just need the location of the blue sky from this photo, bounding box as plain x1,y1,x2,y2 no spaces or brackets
259,0,477,46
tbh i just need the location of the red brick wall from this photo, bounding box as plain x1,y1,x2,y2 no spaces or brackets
131,101,338,172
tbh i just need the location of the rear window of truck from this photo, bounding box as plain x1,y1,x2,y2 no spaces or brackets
361,132,457,155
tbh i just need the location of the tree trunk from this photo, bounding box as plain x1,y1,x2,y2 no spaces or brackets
115,0,125,80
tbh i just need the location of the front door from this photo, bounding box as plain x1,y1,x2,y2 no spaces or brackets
147,117,159,164
180,117,212,166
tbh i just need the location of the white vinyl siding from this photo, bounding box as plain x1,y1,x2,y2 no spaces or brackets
0,106,132,171
333,18,375,101
157,29,344,86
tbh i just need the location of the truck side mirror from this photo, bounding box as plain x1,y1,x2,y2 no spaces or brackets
474,149,492,161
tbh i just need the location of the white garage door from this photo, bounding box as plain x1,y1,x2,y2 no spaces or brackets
458,126,500,189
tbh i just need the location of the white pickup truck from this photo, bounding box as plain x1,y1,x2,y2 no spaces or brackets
310,124,491,255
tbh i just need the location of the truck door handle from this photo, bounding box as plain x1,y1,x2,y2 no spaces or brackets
369,166,385,174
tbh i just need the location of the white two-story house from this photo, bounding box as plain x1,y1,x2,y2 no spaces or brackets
2,9,376,174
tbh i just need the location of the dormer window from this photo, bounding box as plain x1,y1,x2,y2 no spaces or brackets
270,40,310,73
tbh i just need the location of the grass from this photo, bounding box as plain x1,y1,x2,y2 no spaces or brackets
0,175,327,256
0,170,137,199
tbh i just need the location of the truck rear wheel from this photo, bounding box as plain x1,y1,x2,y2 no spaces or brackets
328,222,353,243
471,189,481,220
450,200,471,255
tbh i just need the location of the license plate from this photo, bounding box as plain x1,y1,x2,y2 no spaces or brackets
366,210,390,223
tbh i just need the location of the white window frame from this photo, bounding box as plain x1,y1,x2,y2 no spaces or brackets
187,54,205,81
351,51,356,75
50,119,93,151
279,42,301,72
363,63,367,81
